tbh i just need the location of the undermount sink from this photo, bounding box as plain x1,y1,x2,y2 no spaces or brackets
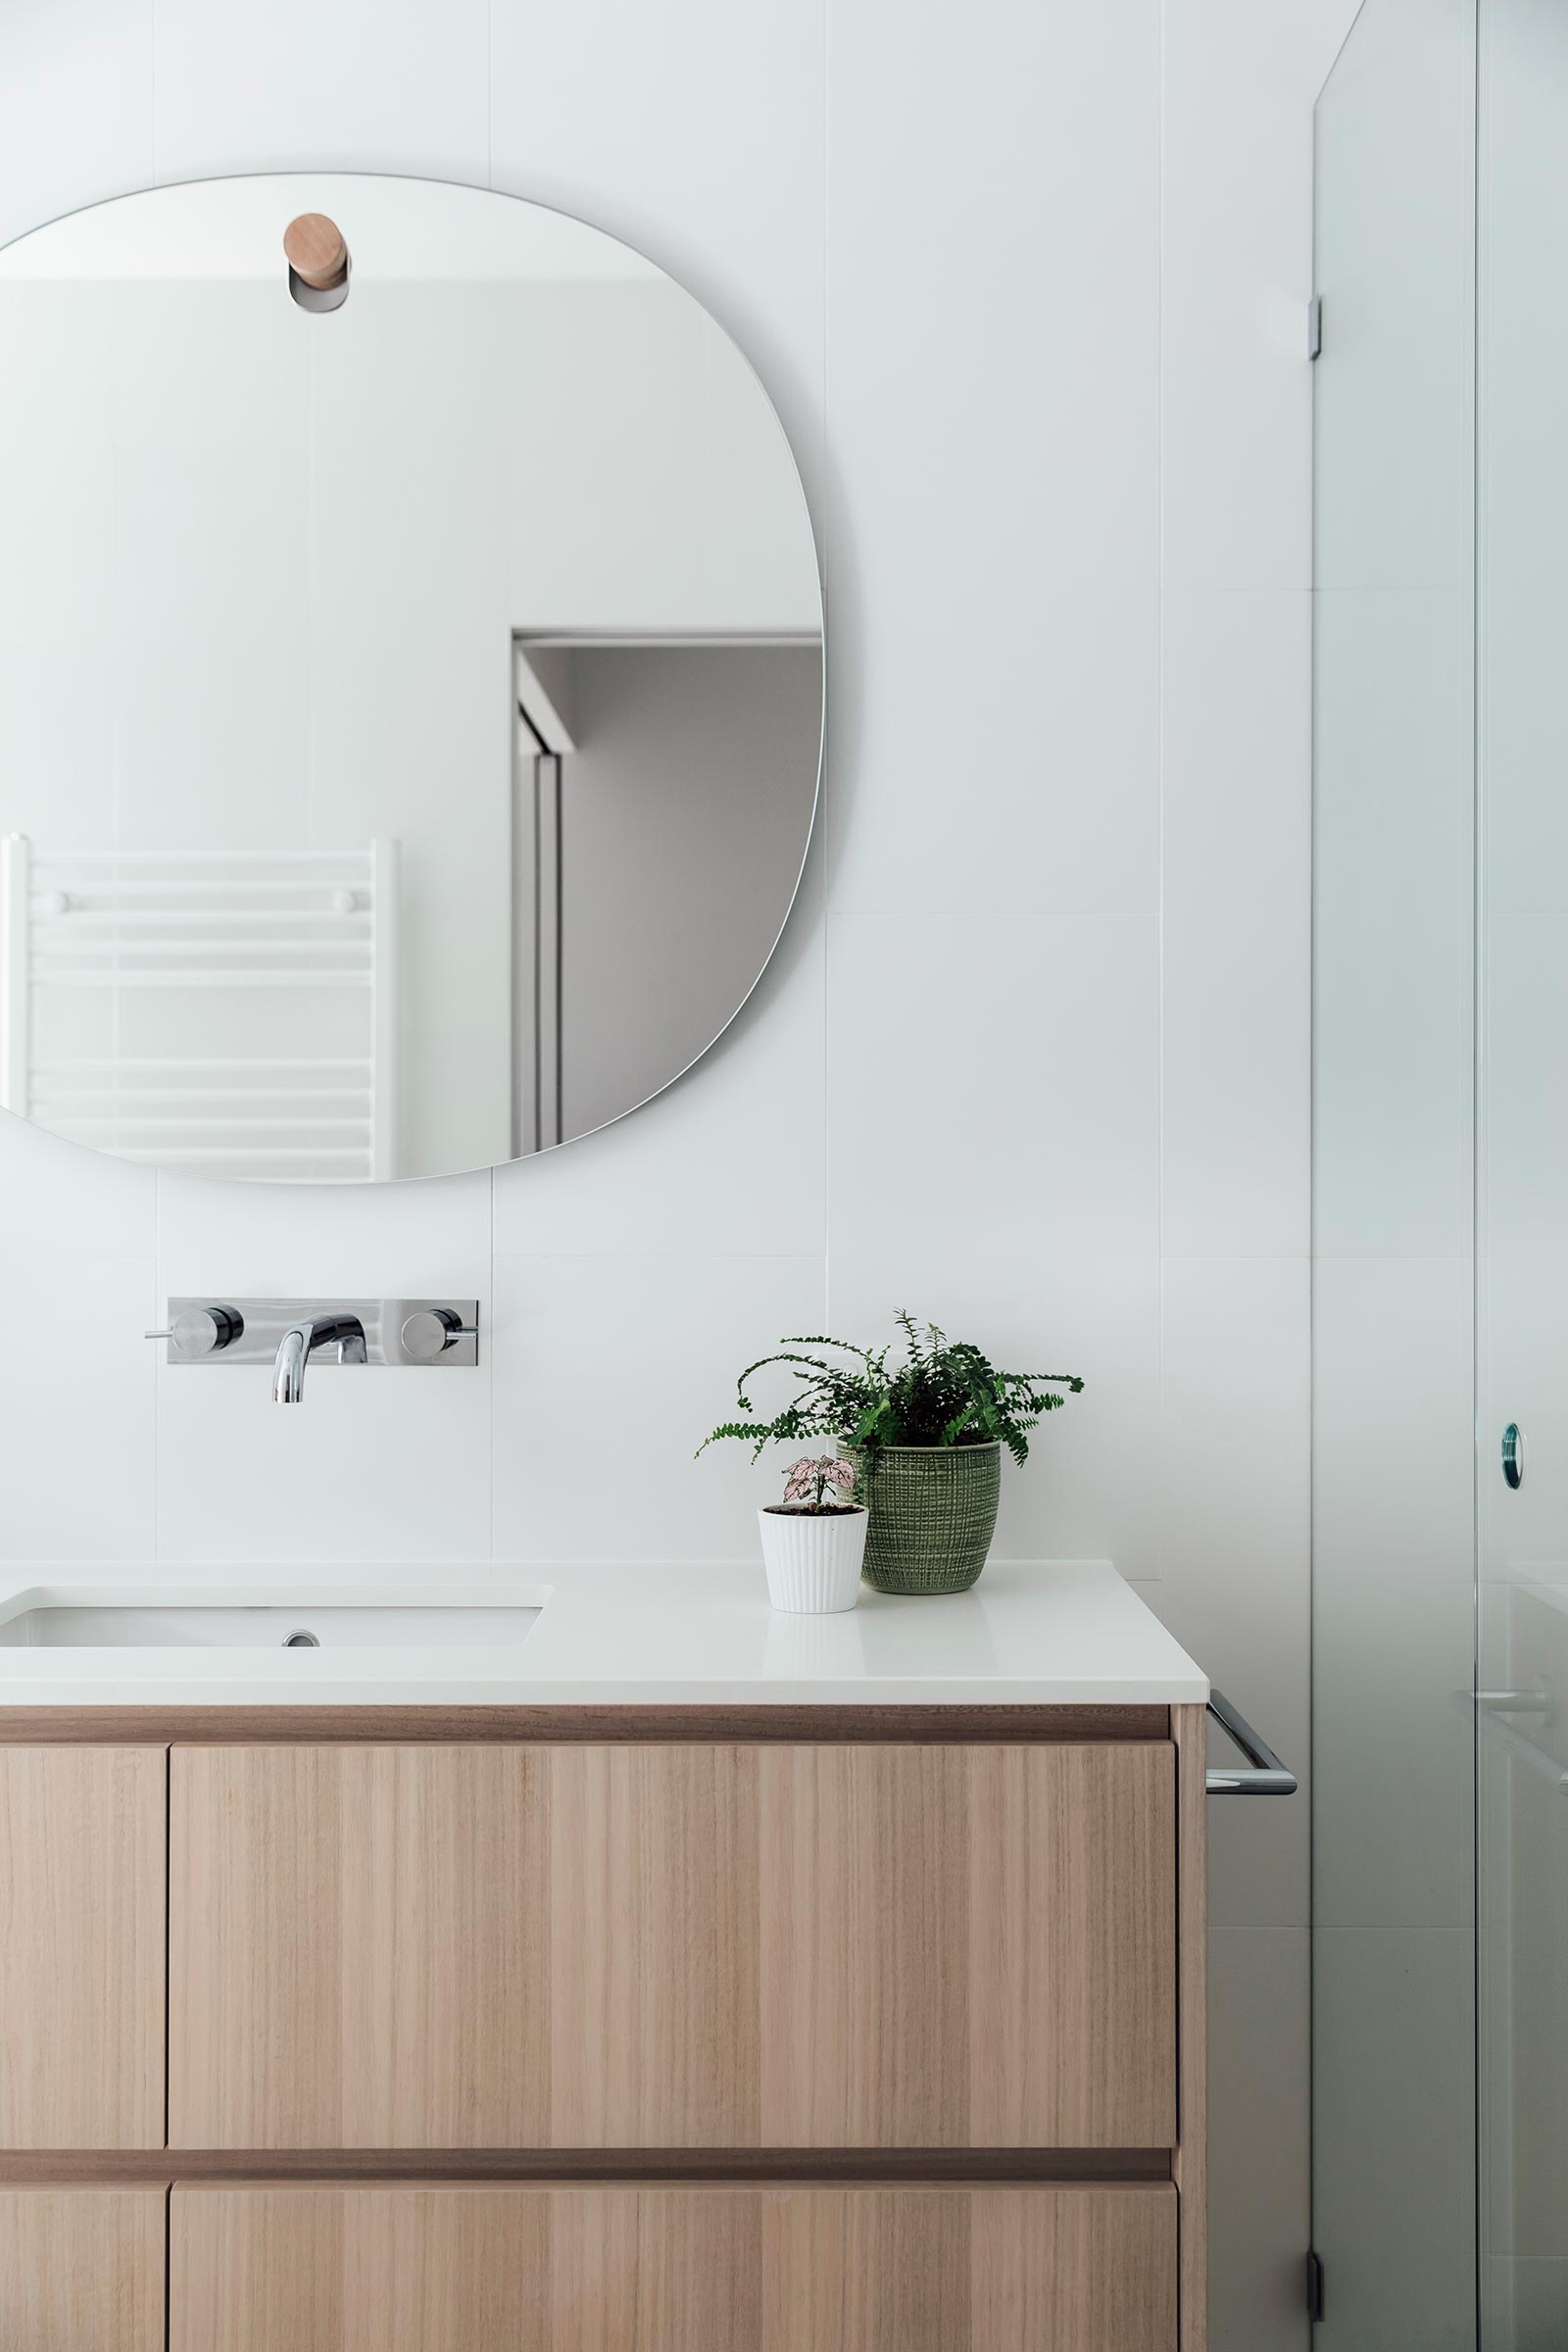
0,1602,543,1649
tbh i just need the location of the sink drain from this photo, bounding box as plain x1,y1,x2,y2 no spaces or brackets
282,1629,320,1648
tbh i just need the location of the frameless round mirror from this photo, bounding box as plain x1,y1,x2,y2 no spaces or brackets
0,174,822,1181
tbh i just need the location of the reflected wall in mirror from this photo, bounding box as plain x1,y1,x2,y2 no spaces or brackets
0,175,822,1182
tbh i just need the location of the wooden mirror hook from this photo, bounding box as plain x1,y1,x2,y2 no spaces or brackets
283,213,348,291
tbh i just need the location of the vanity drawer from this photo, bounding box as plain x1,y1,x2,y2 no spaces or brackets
169,1740,1175,2151
170,2180,1178,2352
0,1746,166,2149
0,2188,166,2352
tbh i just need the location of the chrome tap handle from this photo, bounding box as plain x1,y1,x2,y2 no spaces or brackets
145,1305,244,1355
400,1307,478,1361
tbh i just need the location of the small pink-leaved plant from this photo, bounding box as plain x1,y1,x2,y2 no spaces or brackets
781,1454,858,1511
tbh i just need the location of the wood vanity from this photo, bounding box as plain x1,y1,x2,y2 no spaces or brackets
0,1570,1208,2350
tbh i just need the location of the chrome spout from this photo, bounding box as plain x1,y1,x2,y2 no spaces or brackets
271,1312,368,1403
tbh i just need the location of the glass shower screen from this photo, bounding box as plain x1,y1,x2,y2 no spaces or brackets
1316,0,1568,2342
1312,1,1480,2345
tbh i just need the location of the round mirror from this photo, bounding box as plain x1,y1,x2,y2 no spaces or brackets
0,175,822,1181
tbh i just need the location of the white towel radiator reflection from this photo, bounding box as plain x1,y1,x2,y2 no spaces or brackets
0,838,400,1179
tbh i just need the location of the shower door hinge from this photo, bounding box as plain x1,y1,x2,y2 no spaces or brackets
1306,2249,1326,2323
1308,296,1324,362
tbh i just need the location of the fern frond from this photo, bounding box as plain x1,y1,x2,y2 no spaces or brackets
702,1316,1084,1472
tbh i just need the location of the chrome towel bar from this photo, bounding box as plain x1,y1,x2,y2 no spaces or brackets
1205,1688,1298,1796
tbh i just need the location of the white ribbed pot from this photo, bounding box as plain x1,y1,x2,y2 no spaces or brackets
758,1504,868,1613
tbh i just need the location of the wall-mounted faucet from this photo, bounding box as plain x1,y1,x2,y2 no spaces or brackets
145,1299,479,1398
271,1312,368,1403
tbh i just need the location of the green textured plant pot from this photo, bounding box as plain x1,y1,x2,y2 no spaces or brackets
849,1442,1003,1595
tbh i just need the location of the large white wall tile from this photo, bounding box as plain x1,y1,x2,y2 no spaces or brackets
1163,0,1321,591
156,1349,491,1563
827,913,1160,1265
823,0,1159,923
489,0,824,521
151,0,489,185
1312,0,1476,598
0,0,152,247
1208,1929,1310,2352
824,576,1160,922
156,1167,491,1297
491,1253,827,1559
0,1118,156,1256
1158,1256,1310,1932
1163,0,1366,589
0,1254,156,1557
1313,1926,1476,2348
1512,2262,1568,2352
1161,591,1310,1257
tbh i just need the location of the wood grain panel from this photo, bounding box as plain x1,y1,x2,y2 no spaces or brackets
171,2182,1177,2352
0,2186,166,2352
767,2183,1177,2350
760,1744,970,2143
172,1740,1175,2154
175,2188,343,2350
762,2183,972,2348
175,2187,553,2352
968,1741,1175,2146
172,2186,753,2352
969,2184,1178,2350
550,2187,761,2351
1169,1703,1207,2352
548,1746,760,2145
759,1743,1175,2147
170,1746,550,2148
0,1746,166,2148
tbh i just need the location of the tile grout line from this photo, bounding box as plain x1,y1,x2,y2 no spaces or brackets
820,0,832,1334
1156,0,1169,1589
152,1171,163,1562
488,1166,496,1561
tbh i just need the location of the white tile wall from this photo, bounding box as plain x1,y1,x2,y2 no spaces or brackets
489,0,825,521
0,1,1362,2340
0,1254,157,1558
152,0,492,185
823,0,1159,928
1209,1929,1312,2352
826,913,1161,1264
1313,1926,1478,2351
491,1254,828,1560
0,0,153,248
1160,590,1310,1259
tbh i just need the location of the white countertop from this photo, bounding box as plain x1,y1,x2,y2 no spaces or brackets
0,1558,1207,1709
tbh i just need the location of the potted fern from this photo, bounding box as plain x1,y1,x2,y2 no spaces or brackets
699,1312,1084,1596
